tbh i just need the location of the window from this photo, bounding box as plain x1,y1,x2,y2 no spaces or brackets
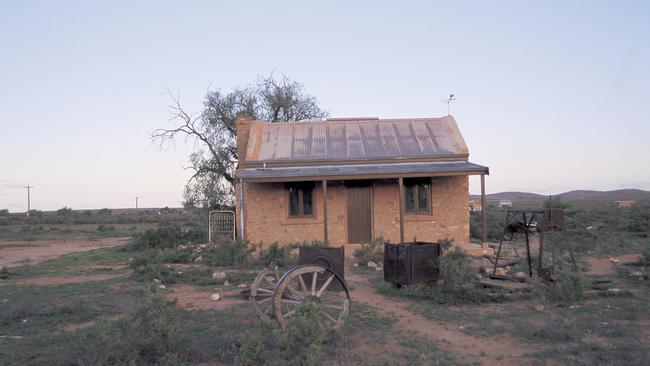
405,178,430,214
288,183,315,217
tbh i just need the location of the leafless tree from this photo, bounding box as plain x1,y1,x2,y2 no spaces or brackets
153,73,328,209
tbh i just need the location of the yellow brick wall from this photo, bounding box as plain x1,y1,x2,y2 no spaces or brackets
236,176,469,248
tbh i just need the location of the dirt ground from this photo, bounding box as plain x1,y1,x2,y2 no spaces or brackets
0,237,129,267
2,238,645,365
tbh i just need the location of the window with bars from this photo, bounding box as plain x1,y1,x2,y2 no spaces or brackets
288,183,315,218
405,178,431,214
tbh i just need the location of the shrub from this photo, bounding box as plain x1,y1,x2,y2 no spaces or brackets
96,224,115,232
640,243,650,269
78,292,189,365
257,242,292,267
202,239,254,267
126,222,184,251
0,209,9,216
56,207,74,216
354,236,386,265
0,266,9,280
96,208,112,216
236,303,334,366
546,270,588,303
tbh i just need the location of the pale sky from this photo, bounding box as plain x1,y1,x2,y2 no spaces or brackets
1,1,649,212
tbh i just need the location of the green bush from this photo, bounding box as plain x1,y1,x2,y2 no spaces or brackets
0,266,9,280
640,243,650,269
236,303,334,366
257,242,292,267
96,224,115,232
202,239,254,267
77,292,189,365
354,236,386,265
126,222,184,251
546,270,588,303
0,209,9,216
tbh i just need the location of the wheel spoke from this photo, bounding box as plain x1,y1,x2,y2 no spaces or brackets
320,309,338,324
283,310,295,319
281,298,303,305
257,288,273,294
320,303,343,310
311,272,318,295
316,274,335,297
257,296,272,304
286,285,304,300
298,275,308,293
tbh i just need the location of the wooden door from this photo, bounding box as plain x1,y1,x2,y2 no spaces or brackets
347,184,372,243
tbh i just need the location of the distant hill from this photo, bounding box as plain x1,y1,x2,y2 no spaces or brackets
558,189,650,201
471,189,650,202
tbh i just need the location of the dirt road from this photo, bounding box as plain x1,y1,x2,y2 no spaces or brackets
346,273,537,365
0,237,129,267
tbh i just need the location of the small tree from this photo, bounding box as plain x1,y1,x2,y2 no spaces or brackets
0,209,9,216
153,73,327,210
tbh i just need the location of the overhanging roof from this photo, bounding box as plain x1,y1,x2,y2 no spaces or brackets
237,161,489,182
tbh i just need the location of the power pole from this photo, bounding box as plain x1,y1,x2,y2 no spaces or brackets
24,185,34,216
134,196,139,211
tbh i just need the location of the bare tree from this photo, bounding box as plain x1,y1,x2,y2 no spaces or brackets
153,73,328,209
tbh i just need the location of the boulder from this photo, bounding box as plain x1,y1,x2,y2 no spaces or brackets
367,261,377,268
194,255,204,263
353,263,359,268
210,293,221,301
223,280,230,287
494,267,507,276
212,271,227,282
513,271,527,282
534,304,545,312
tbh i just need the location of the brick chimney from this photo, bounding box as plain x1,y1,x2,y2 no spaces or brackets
235,115,253,163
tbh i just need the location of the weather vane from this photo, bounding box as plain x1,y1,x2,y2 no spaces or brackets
441,93,456,115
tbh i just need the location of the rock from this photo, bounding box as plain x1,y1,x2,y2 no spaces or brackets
609,257,620,264
212,271,227,281
238,283,248,289
534,304,545,312
607,288,622,293
513,271,527,282
474,273,483,280
159,284,166,290
353,263,359,268
195,255,204,263
375,266,383,272
494,267,507,276
223,280,230,287
210,293,221,301
367,261,377,268
630,271,644,279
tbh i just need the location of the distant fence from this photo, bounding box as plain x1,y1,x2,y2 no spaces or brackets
208,210,235,242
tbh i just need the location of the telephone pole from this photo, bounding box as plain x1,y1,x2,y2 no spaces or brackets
134,196,139,211
24,185,34,216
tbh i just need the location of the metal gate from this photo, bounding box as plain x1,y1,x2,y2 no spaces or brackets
208,210,235,242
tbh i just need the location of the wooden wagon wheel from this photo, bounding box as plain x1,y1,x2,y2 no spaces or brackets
250,267,280,319
272,264,350,330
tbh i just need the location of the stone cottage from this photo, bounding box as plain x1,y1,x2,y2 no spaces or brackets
234,115,489,253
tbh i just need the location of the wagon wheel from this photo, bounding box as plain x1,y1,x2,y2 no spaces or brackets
250,267,280,319
273,264,350,330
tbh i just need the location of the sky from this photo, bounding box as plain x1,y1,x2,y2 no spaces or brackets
1,1,649,212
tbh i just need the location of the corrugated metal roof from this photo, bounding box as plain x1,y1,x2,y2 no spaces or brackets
245,116,469,162
238,161,488,182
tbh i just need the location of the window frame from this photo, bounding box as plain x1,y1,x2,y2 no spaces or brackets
404,178,431,215
287,183,316,218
